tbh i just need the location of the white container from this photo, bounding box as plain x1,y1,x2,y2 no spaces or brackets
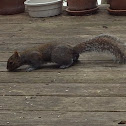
24,0,63,17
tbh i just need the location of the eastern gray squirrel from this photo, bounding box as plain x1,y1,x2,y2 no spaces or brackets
7,34,126,72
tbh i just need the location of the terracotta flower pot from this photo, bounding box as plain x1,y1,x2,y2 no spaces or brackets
107,0,110,4
108,0,126,15
67,0,97,11
102,0,110,4
0,0,25,15
66,0,98,16
109,0,126,10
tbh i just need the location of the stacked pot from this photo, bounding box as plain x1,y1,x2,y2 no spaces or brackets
66,0,98,16
108,0,126,15
1,0,126,16
0,0,25,15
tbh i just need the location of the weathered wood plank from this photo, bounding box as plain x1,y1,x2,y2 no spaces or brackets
0,70,126,83
0,111,125,126
0,96,126,111
1,83,126,97
0,23,126,43
1,22,126,35
0,5,126,126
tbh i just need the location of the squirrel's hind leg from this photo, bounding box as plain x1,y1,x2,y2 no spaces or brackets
59,59,74,69
51,45,75,69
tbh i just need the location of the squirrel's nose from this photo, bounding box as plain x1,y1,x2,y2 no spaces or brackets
6,63,11,71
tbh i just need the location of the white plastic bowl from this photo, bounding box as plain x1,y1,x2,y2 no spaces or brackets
24,0,63,17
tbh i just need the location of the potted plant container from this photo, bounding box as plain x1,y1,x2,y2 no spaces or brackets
101,0,110,4
66,0,98,16
0,0,25,15
24,0,63,18
108,0,126,15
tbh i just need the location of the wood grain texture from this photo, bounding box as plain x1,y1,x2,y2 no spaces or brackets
0,4,126,126
0,71,126,84
0,111,126,126
1,96,126,112
1,83,126,97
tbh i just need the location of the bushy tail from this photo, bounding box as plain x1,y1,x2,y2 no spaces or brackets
73,34,126,63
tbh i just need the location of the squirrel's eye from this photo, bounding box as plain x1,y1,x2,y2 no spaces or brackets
9,61,13,65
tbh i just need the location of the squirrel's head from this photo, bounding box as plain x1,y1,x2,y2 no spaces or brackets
7,51,21,71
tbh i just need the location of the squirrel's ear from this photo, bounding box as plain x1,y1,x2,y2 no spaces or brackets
14,51,20,58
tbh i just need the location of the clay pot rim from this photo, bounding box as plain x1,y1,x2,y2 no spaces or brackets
66,6,99,16
107,7,126,15
108,7,126,12
66,6,99,12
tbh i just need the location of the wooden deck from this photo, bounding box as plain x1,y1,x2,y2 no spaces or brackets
0,5,126,126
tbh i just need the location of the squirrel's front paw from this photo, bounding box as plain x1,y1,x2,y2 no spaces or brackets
26,67,35,72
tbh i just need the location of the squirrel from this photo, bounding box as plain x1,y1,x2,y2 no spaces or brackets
7,34,126,72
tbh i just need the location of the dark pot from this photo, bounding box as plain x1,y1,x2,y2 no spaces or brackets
107,0,110,4
67,0,97,11
109,0,126,10
102,0,110,4
0,0,25,15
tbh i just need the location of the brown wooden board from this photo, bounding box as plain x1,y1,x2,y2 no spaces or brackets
0,4,126,126
0,111,126,126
